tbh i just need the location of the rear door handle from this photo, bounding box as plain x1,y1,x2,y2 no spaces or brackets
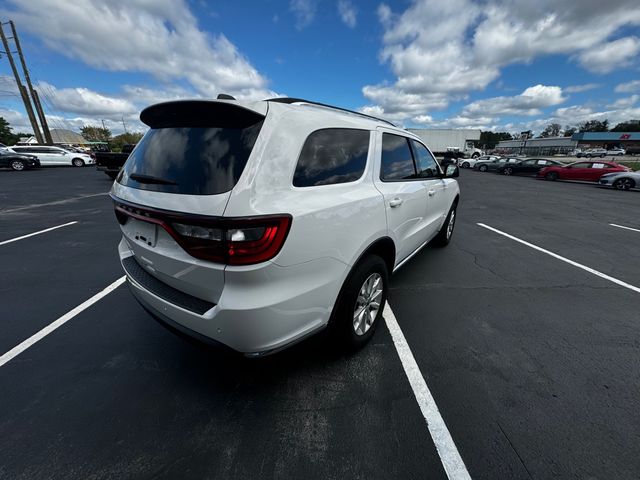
428,190,436,197
389,198,404,208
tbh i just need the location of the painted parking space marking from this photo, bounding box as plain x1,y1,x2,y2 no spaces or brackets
610,223,640,234
0,192,108,214
478,223,640,294
384,303,472,480
0,276,126,368
0,221,78,246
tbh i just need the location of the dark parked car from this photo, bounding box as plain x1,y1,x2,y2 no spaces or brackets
475,157,519,172
538,161,631,182
96,144,136,179
497,158,563,175
0,148,40,171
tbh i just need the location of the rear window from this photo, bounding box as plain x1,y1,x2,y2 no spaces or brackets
118,123,263,195
293,128,370,187
380,133,416,181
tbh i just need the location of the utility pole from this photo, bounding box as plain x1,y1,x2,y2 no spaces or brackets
10,21,52,144
0,21,43,143
121,116,128,134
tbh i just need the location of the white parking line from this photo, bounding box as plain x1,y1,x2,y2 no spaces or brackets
478,223,640,294
0,192,108,214
0,276,126,368
384,304,472,480
610,223,640,234
0,221,78,246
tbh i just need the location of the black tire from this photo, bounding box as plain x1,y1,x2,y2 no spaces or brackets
613,178,635,190
503,167,513,175
432,201,457,247
461,161,470,169
72,158,85,167
10,159,26,171
472,152,480,158
330,255,388,350
545,171,558,181
479,164,488,172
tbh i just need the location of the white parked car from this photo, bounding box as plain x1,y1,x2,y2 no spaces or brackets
606,148,626,156
576,148,607,158
460,155,500,169
111,97,460,356
9,145,95,166
598,171,639,190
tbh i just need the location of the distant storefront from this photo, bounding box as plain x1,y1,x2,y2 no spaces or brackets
571,132,640,150
496,131,640,155
495,136,577,156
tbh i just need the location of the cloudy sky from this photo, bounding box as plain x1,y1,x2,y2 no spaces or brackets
0,0,639,136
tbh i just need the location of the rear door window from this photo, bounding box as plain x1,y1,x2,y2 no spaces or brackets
293,128,370,187
118,123,263,195
380,133,416,181
410,140,440,178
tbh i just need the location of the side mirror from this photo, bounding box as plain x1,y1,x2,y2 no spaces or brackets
444,164,459,178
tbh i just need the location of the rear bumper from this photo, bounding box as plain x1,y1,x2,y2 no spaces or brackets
119,238,347,355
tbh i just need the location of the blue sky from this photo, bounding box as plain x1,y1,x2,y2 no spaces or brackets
0,0,639,136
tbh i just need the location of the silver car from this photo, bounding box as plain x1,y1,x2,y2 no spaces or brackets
599,171,640,190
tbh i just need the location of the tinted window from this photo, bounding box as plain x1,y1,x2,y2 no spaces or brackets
118,122,263,195
381,134,416,181
293,129,369,187
411,140,440,178
571,162,591,168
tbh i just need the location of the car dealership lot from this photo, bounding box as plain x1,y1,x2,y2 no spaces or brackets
1,168,639,479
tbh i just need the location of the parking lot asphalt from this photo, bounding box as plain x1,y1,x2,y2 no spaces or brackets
1,166,639,479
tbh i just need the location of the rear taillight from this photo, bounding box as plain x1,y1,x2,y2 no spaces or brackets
112,198,292,265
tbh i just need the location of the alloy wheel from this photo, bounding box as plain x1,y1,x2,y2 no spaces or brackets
11,160,25,171
446,210,456,239
353,273,383,336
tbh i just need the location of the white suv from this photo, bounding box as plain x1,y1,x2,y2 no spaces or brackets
111,98,460,356
10,145,95,166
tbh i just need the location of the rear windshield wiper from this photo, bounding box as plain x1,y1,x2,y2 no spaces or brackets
129,173,178,185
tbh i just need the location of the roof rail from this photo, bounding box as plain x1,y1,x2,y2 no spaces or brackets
266,97,396,127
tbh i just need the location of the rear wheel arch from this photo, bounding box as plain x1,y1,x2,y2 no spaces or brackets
354,237,396,274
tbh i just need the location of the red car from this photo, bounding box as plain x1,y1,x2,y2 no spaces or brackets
538,161,631,182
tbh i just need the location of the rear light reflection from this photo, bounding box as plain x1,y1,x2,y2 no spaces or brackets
113,199,291,265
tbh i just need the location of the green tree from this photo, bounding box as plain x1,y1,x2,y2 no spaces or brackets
0,116,27,145
563,126,577,137
610,119,640,132
479,131,513,149
81,125,111,142
577,119,609,132
110,132,144,152
538,123,562,138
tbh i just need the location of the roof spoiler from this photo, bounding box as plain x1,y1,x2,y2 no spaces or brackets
140,100,264,129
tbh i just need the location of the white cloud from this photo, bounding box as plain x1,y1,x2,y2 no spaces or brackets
289,0,316,30
577,37,640,73
565,83,601,93
3,0,274,100
0,108,33,134
608,95,639,109
615,80,640,93
462,85,566,119
362,0,640,123
37,82,137,116
337,0,357,28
